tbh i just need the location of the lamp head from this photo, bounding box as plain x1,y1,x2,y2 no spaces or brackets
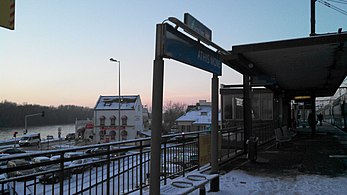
110,58,118,62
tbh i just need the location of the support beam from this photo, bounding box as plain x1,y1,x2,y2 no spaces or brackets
311,97,316,135
210,74,219,192
243,75,252,151
150,24,164,195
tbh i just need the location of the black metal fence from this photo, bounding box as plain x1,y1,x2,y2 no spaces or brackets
0,126,274,195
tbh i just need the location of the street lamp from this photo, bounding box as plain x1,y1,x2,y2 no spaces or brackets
24,111,45,134
109,58,121,143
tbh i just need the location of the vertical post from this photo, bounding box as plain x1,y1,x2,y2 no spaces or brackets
243,75,252,150
210,74,219,192
59,152,65,195
150,23,164,195
310,0,316,36
106,145,111,195
118,61,121,143
311,97,316,135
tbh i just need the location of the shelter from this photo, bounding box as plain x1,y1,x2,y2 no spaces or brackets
223,32,347,136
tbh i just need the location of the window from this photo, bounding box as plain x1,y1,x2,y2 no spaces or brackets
121,115,128,126
99,116,106,127
110,116,116,126
109,130,116,140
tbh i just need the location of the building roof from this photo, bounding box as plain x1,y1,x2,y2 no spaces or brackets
223,32,347,98
94,95,140,110
176,105,221,125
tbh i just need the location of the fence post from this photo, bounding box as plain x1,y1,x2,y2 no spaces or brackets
59,152,65,195
107,145,111,195
139,140,143,195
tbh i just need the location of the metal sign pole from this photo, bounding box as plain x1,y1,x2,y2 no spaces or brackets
210,74,220,191
150,23,164,195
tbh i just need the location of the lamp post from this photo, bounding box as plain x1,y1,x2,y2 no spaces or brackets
109,58,121,143
24,111,45,134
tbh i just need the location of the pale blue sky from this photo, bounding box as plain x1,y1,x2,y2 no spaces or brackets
1,0,346,108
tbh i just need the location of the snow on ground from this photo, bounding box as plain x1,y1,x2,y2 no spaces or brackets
191,169,347,195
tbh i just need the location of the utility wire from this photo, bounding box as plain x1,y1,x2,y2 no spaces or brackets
317,0,347,16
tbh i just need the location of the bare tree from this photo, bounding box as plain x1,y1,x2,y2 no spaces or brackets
162,101,186,134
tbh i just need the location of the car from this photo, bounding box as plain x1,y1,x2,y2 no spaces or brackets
32,156,51,171
160,163,183,178
7,159,34,179
50,155,71,167
0,173,10,195
68,159,93,174
0,148,26,154
64,152,85,159
0,154,10,170
65,133,75,141
85,147,108,159
19,133,41,147
38,164,71,184
171,153,199,167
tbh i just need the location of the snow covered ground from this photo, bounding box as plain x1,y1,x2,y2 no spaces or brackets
191,169,347,195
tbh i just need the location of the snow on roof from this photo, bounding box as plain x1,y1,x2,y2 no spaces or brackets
94,95,140,110
176,105,220,124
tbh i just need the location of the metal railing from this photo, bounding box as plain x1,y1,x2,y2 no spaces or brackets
0,126,273,195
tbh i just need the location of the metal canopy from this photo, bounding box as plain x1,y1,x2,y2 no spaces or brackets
223,32,347,98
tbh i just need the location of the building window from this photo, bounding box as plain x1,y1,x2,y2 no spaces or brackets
110,116,116,126
99,116,106,127
109,130,116,140
121,115,128,126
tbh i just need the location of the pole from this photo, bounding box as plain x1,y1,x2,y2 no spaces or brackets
210,74,220,192
150,23,164,195
118,60,121,144
310,0,316,36
243,75,252,150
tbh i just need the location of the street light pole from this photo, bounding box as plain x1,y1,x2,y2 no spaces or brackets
24,111,45,134
110,58,121,143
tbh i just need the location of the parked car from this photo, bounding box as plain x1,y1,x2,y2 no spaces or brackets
68,159,93,174
32,156,51,171
64,152,85,159
85,147,107,159
65,133,75,141
160,163,183,177
171,153,199,167
0,173,10,195
0,154,9,170
38,164,71,184
50,155,71,167
7,159,34,179
0,148,26,154
19,133,41,147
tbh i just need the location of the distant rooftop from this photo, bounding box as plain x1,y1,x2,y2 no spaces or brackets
94,95,140,110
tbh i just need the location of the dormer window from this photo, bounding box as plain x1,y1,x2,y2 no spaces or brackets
201,112,208,116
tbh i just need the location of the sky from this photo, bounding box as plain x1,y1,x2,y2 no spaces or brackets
1,0,347,108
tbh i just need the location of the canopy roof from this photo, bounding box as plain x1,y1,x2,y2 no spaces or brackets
223,32,347,98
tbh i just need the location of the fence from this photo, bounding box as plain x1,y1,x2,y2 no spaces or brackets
0,125,274,195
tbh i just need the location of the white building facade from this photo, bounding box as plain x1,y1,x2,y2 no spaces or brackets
175,100,221,133
94,95,144,143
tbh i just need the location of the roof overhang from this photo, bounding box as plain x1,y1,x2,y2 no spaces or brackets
223,32,347,98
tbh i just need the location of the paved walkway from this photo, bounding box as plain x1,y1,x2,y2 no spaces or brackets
240,123,347,177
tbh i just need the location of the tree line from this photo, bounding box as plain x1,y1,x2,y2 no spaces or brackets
0,100,93,128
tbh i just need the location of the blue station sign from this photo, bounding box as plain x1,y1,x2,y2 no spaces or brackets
184,13,212,41
163,23,222,76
